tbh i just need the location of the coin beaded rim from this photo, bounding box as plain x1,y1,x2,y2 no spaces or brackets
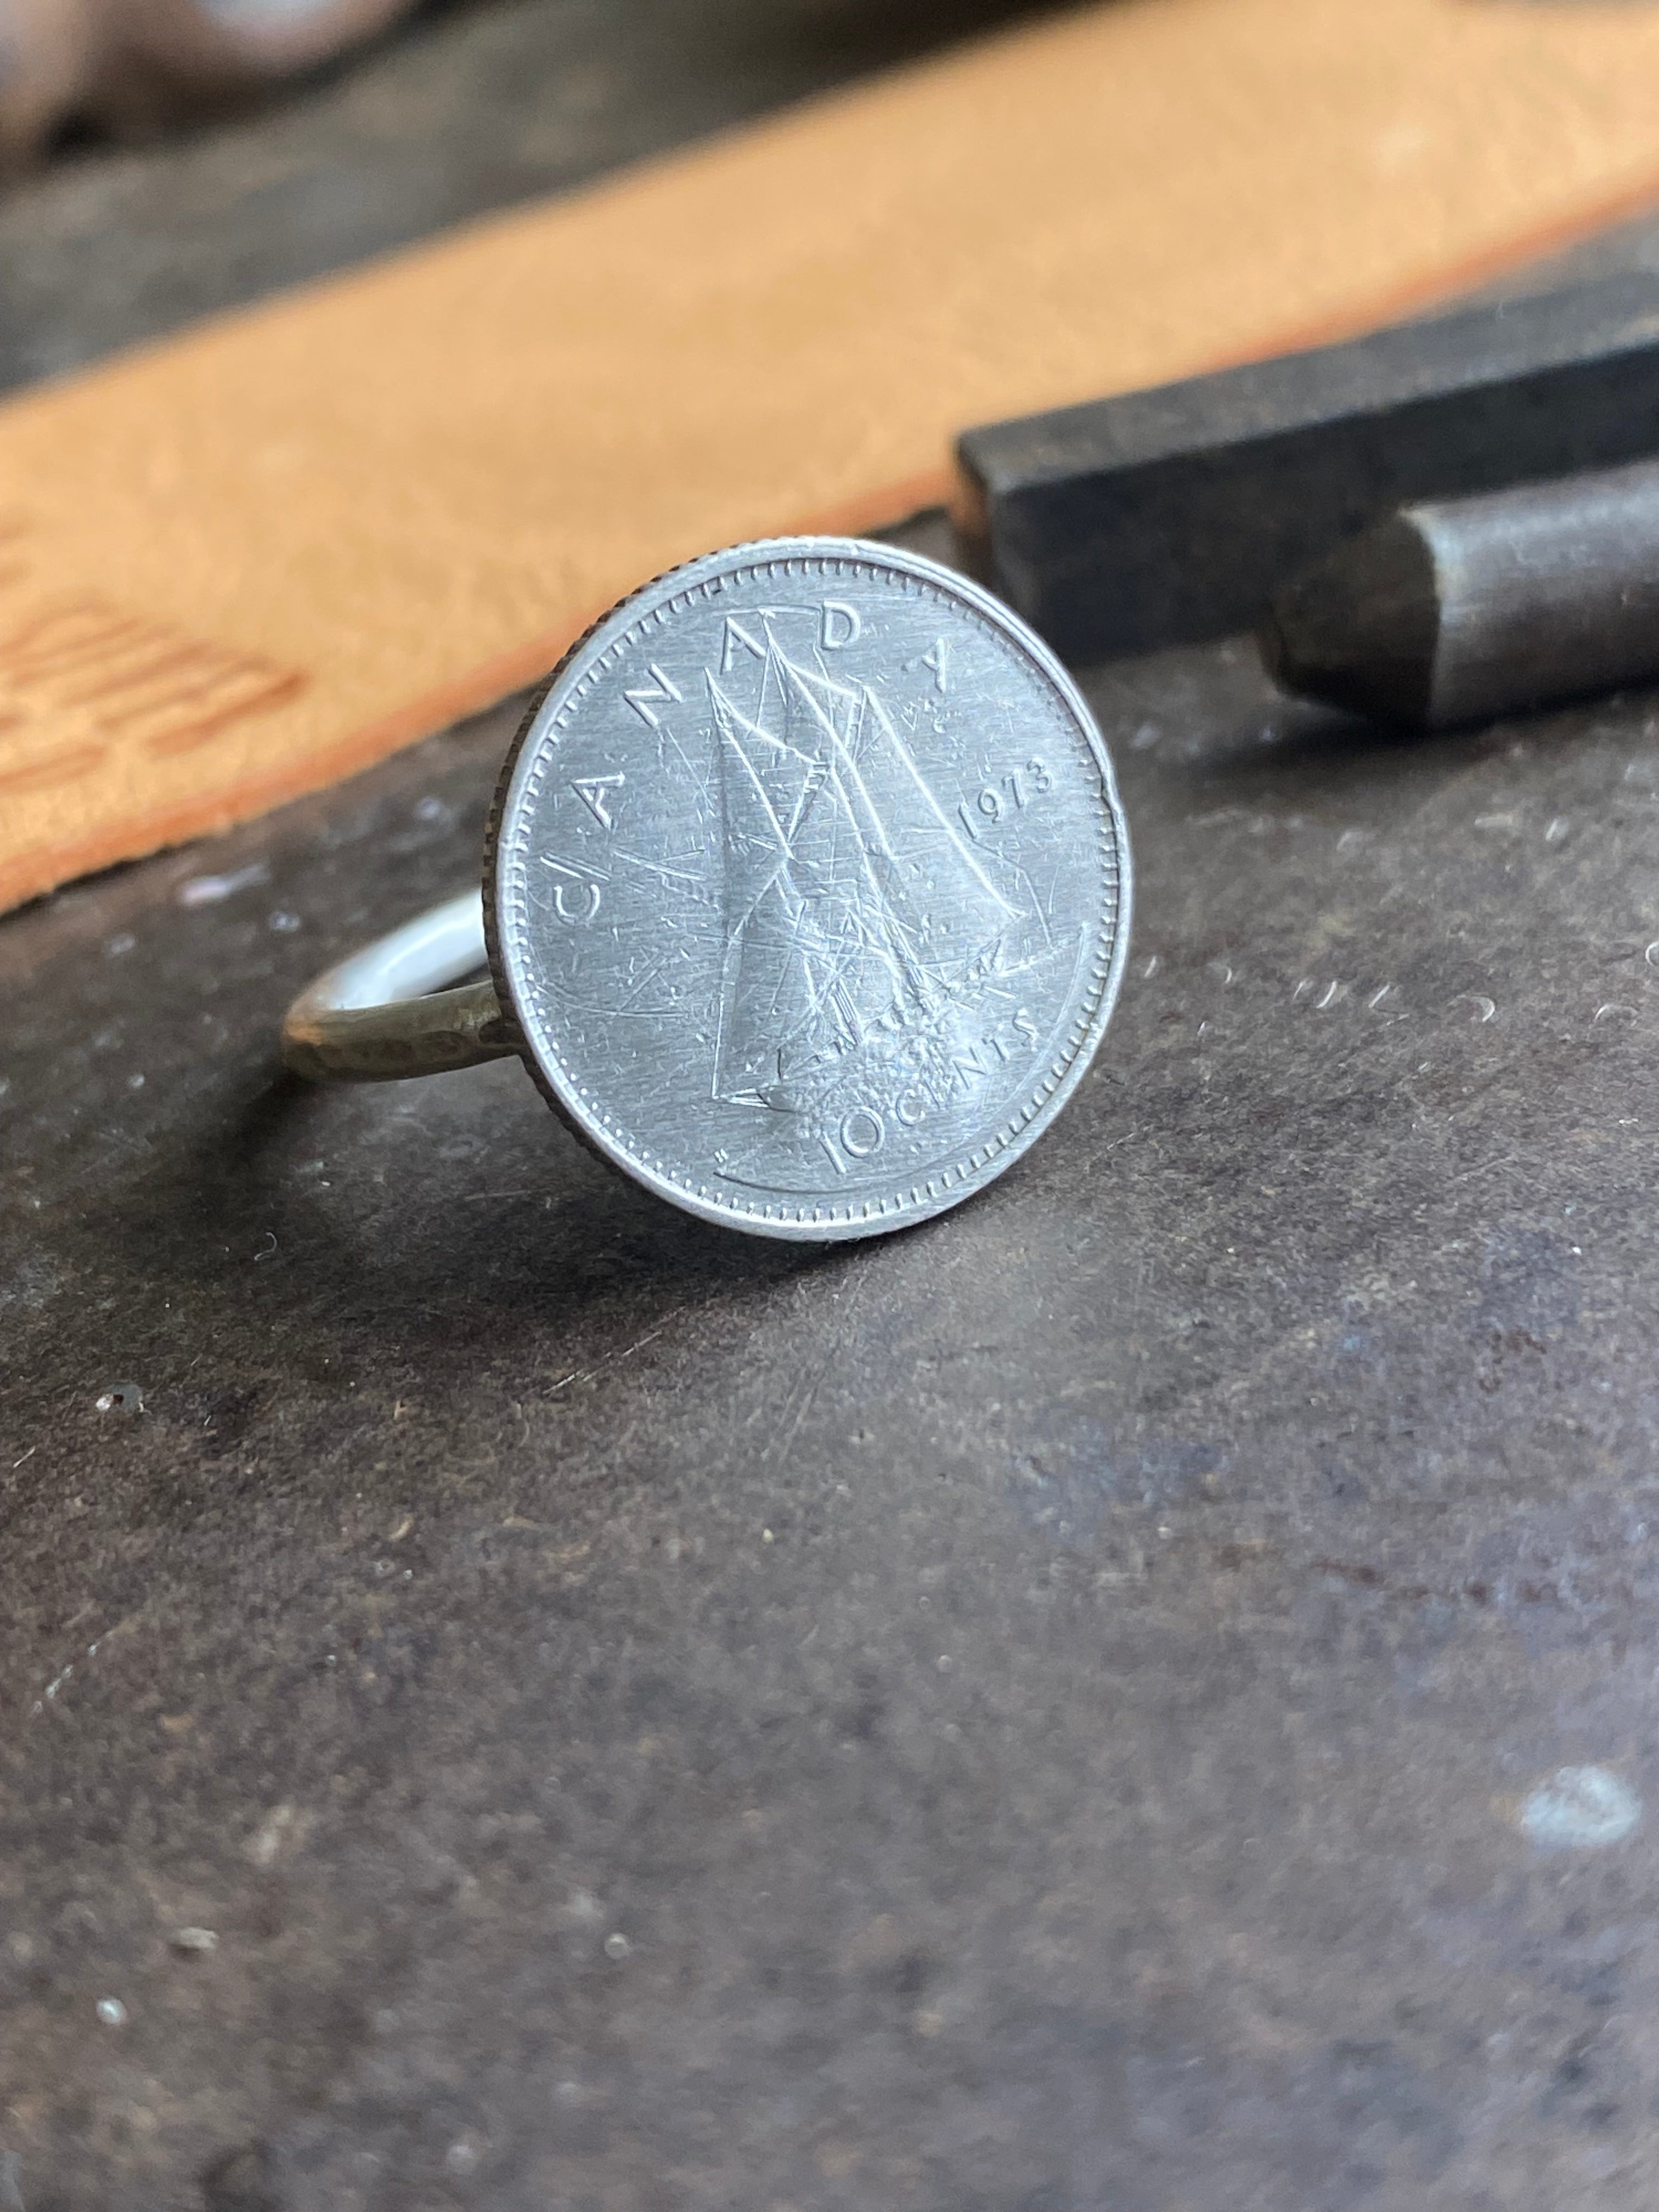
485,537,1131,1241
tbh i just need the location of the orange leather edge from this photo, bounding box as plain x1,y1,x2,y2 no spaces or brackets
10,0,1659,912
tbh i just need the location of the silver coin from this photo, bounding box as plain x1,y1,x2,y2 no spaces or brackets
486,537,1130,1240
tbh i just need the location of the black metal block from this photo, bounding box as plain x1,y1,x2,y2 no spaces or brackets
954,272,1659,662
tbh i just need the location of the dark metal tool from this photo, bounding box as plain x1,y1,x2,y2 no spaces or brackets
1258,456,1659,730
953,273,1659,664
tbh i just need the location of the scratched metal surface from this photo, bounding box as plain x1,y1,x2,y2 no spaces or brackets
10,5,1659,2206
489,540,1128,1238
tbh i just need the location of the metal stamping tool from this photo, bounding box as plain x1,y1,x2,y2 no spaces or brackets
1259,455,1659,729
955,273,1659,665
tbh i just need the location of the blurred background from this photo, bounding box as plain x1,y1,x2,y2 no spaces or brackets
0,0,1052,393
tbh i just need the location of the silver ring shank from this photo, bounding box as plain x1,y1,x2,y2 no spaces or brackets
281,890,516,1082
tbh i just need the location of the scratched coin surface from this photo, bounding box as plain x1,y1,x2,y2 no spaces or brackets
487,537,1130,1240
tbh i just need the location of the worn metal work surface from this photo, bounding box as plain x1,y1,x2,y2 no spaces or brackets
9,4,1659,2205
11,585,1659,2210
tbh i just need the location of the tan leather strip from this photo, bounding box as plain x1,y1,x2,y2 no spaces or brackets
7,0,1659,912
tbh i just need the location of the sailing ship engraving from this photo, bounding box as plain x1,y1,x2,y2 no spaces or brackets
706,623,1025,1117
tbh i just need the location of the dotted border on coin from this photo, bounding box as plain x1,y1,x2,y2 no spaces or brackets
490,544,1127,1238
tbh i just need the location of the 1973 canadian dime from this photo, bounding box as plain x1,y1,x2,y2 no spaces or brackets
486,538,1130,1239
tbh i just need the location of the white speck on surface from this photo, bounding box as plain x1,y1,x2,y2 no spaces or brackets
1520,1766,1641,1849
177,861,269,907
170,1926,218,1954
95,1998,127,2027
267,910,302,933
935,1654,953,1672
761,1527,775,1544
604,1932,632,1960
249,1802,303,1867
444,2140,481,2175
1544,816,1570,844
94,1381,144,1414
564,1889,602,1925
1130,721,1160,749
104,933,136,957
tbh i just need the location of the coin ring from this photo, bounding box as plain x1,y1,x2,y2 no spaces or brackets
286,535,1132,1242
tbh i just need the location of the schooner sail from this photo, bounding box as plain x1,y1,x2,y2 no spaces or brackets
708,629,1018,1109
